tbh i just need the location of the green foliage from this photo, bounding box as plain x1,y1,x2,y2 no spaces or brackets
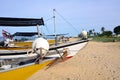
88,30,92,36
101,27,105,33
86,25,120,42
92,36,120,42
102,31,112,37
114,25,120,35
98,31,112,37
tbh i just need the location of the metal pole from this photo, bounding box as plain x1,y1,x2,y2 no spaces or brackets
53,9,57,46
37,25,41,37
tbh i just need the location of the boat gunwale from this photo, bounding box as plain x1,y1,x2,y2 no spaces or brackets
0,40,89,73
0,58,54,73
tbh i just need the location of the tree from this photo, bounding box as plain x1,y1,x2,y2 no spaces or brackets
88,30,93,36
101,27,105,33
114,25,120,35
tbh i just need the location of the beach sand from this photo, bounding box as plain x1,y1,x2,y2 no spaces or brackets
28,41,120,80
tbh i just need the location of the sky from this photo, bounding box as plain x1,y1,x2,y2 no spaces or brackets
0,0,120,36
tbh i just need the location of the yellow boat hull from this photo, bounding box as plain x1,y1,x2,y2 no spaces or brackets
0,60,53,80
0,39,55,51
14,39,55,47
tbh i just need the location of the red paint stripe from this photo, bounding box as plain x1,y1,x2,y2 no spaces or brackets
61,56,73,62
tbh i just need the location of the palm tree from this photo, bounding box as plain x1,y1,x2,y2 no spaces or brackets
88,30,92,36
101,27,105,33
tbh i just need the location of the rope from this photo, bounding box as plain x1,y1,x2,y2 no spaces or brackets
44,24,51,34
55,10,79,33
44,9,80,35
45,17,54,22
44,17,54,34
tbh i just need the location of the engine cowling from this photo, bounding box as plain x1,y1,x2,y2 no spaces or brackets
81,30,87,40
32,38,49,57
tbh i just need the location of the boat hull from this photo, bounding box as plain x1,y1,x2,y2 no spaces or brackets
0,40,88,80
0,47,30,54
0,60,53,80
14,39,55,47
0,39,55,54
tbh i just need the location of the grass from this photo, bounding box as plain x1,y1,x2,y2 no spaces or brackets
91,36,120,42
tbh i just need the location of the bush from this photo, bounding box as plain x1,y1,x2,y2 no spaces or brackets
99,31,112,37
92,36,120,42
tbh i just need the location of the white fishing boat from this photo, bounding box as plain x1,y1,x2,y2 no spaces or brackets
0,36,88,80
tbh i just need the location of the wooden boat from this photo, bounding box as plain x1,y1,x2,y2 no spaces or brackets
0,13,89,80
0,59,54,80
0,38,88,80
9,32,56,47
0,17,55,54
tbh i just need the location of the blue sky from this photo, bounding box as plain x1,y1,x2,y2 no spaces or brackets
0,0,120,36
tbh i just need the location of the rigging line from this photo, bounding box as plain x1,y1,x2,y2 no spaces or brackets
44,24,51,34
45,17,54,22
55,10,79,33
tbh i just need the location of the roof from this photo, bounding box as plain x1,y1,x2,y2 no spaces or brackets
45,33,69,36
12,32,40,36
0,17,44,26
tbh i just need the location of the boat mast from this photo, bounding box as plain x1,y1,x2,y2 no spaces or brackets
37,25,41,37
53,9,57,46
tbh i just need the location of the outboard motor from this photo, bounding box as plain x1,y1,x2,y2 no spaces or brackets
32,38,49,57
81,30,87,40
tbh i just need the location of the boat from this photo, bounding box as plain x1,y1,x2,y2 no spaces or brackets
0,17,55,54
0,9,89,80
1,31,56,47
0,37,88,80
0,25,88,80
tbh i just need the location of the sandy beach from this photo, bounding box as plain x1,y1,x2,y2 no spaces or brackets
28,41,120,80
